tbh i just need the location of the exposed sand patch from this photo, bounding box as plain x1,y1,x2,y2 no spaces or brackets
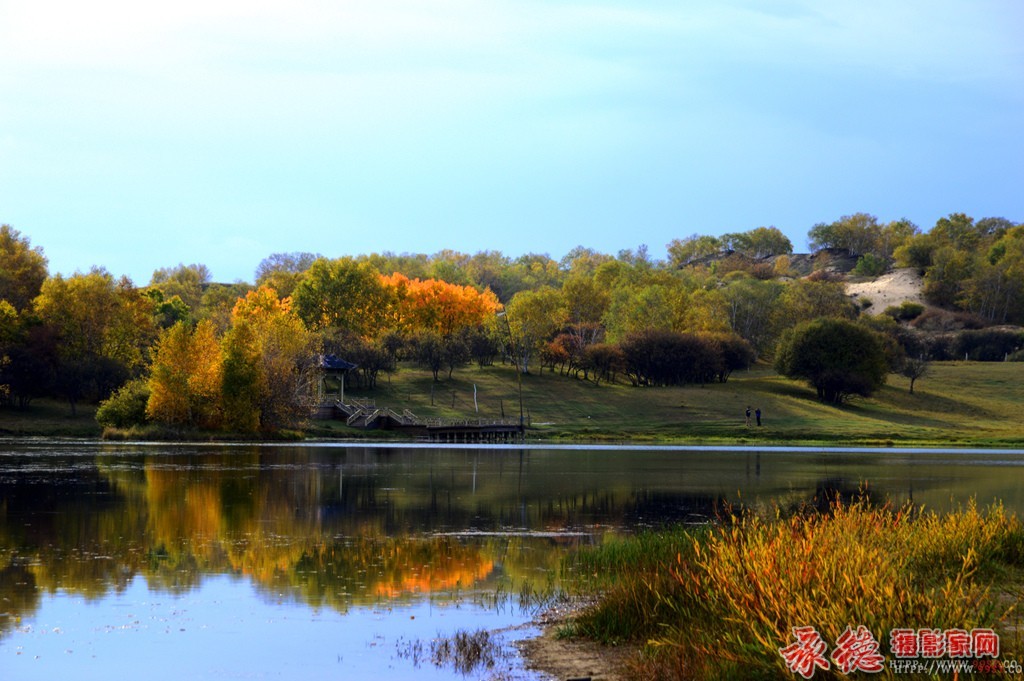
516,600,629,681
845,268,925,315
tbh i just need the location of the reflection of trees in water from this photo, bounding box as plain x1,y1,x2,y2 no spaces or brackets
0,447,909,635
0,453,545,631
0,561,37,636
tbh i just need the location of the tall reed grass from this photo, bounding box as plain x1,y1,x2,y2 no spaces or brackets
566,498,1024,679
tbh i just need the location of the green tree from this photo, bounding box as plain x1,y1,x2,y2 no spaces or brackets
293,257,391,336
773,280,857,334
503,287,567,373
808,213,882,256
959,225,1024,324
723,278,785,355
878,218,920,260
0,300,16,403
220,321,262,432
931,213,982,251
923,246,973,308
0,225,48,312
744,226,793,259
894,233,937,271
774,318,889,404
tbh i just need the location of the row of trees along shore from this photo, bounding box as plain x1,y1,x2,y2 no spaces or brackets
1,212,1022,432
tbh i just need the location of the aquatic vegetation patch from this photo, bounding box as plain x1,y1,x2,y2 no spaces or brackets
565,498,1024,679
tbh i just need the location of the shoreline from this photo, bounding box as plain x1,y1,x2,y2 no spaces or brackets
510,598,628,681
4,431,1024,453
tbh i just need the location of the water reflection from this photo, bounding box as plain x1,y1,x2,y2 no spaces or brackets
2,442,1023,677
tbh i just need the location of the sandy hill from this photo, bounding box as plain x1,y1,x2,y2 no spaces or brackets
845,268,925,315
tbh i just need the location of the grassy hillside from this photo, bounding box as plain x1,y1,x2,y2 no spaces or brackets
311,360,1024,447
4,361,1021,446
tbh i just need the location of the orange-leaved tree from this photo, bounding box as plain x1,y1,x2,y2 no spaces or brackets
380,273,500,337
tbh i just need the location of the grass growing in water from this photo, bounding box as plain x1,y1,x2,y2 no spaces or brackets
564,498,1024,680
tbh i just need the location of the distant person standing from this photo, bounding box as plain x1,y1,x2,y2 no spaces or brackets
755,407,762,427
745,406,751,427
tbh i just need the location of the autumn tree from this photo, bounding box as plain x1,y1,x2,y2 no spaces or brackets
381,273,500,338
0,225,48,312
667,234,724,268
34,269,156,413
230,287,321,430
146,320,222,428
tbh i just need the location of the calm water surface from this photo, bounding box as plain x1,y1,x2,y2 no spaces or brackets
2,441,1023,680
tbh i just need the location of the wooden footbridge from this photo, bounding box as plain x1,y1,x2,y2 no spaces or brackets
318,399,525,443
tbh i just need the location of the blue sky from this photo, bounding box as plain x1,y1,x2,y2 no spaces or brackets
2,0,1022,284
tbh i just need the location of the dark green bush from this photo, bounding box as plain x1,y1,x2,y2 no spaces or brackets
95,377,150,428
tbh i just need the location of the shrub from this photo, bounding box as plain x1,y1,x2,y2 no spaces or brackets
852,253,888,277
953,329,1024,361
95,377,150,429
619,330,735,387
884,301,925,321
910,308,986,332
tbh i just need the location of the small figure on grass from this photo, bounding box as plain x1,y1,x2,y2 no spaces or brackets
745,406,751,427
755,407,762,427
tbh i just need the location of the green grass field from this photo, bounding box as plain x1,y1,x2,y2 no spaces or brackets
4,361,1023,446
316,360,1024,447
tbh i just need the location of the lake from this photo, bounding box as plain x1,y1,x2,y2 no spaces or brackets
2,441,1024,680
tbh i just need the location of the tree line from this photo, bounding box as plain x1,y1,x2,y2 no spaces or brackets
1,211,1021,431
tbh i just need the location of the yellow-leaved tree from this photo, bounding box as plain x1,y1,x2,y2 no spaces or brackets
228,287,321,431
147,319,222,428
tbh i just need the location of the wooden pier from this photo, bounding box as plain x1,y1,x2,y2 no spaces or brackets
317,400,525,442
